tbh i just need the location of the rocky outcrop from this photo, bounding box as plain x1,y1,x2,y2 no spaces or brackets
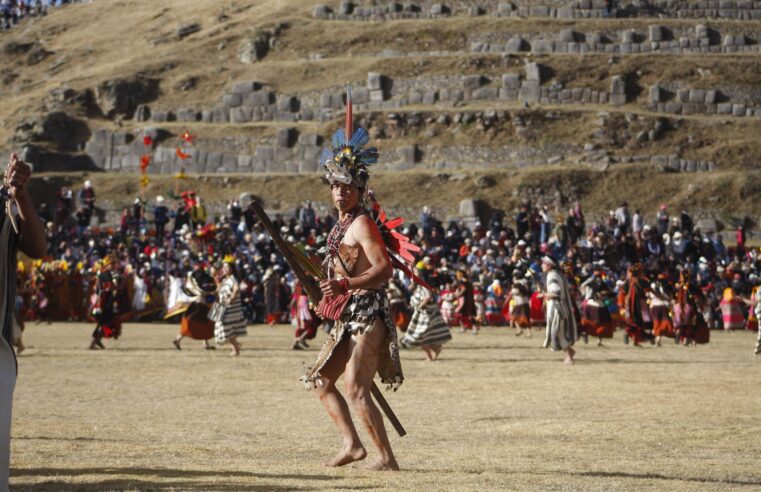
12,112,90,152
96,76,160,119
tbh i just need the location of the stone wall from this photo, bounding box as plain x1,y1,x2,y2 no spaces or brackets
648,84,761,117
82,108,716,176
471,24,761,55
142,60,761,131
312,0,761,20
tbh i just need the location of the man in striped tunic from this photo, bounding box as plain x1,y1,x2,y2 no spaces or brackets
542,256,579,365
1,153,47,490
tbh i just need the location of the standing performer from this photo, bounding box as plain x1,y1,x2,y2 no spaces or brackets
510,271,532,337
213,261,247,356
541,256,578,364
1,153,47,491
454,267,476,334
303,92,426,471
439,280,457,327
673,272,697,346
580,270,614,346
623,264,651,346
650,273,675,346
292,281,320,350
172,266,217,350
401,275,452,361
263,267,281,326
89,256,124,350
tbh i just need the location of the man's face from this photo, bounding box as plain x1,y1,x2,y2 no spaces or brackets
331,183,360,212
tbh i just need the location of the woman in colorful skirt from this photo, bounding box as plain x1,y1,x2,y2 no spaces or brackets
291,281,320,350
484,280,505,326
173,267,217,350
673,274,696,345
401,283,452,361
720,287,745,331
214,262,247,356
438,281,457,327
650,274,675,346
510,272,532,337
580,272,614,346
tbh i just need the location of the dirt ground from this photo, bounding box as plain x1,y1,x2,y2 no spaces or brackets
8,323,761,491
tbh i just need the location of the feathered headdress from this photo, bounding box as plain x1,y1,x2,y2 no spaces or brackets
321,85,378,189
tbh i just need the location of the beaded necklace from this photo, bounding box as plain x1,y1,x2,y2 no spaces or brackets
323,208,362,273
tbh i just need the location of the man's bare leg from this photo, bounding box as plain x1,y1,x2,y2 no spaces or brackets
344,320,399,471
314,336,367,467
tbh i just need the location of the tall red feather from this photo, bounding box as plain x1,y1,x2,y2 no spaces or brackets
345,85,353,142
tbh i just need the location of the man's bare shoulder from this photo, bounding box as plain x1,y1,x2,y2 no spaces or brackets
350,214,381,240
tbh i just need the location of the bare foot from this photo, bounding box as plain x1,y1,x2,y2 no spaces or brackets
432,345,442,360
362,458,400,471
564,347,576,365
326,447,367,467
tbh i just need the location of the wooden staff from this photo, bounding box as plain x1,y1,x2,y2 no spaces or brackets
248,200,406,437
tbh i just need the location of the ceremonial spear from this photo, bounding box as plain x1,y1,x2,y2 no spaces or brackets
247,199,407,437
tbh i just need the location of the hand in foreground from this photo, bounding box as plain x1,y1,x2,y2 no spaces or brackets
6,153,32,199
320,278,348,297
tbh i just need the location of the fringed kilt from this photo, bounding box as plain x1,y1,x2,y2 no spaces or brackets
303,290,403,391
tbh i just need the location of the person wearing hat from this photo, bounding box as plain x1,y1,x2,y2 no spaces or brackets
213,260,247,356
509,270,532,337
172,265,216,351
580,269,614,346
78,179,96,226
301,97,404,471
153,196,169,240
541,256,579,364
401,266,452,361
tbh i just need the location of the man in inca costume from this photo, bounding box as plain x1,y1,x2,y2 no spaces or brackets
302,89,426,471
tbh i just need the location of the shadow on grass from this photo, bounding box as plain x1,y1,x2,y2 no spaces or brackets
578,358,716,365
435,357,556,363
444,345,539,351
11,466,384,491
572,470,761,487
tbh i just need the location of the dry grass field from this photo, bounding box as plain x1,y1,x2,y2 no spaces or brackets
8,323,761,491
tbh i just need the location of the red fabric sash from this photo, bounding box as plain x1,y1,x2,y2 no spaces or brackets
316,293,351,321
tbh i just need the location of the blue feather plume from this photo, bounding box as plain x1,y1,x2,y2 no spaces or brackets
331,129,346,149
349,127,369,149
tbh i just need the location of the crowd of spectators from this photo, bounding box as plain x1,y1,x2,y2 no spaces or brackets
1,0,89,30
17,181,761,338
